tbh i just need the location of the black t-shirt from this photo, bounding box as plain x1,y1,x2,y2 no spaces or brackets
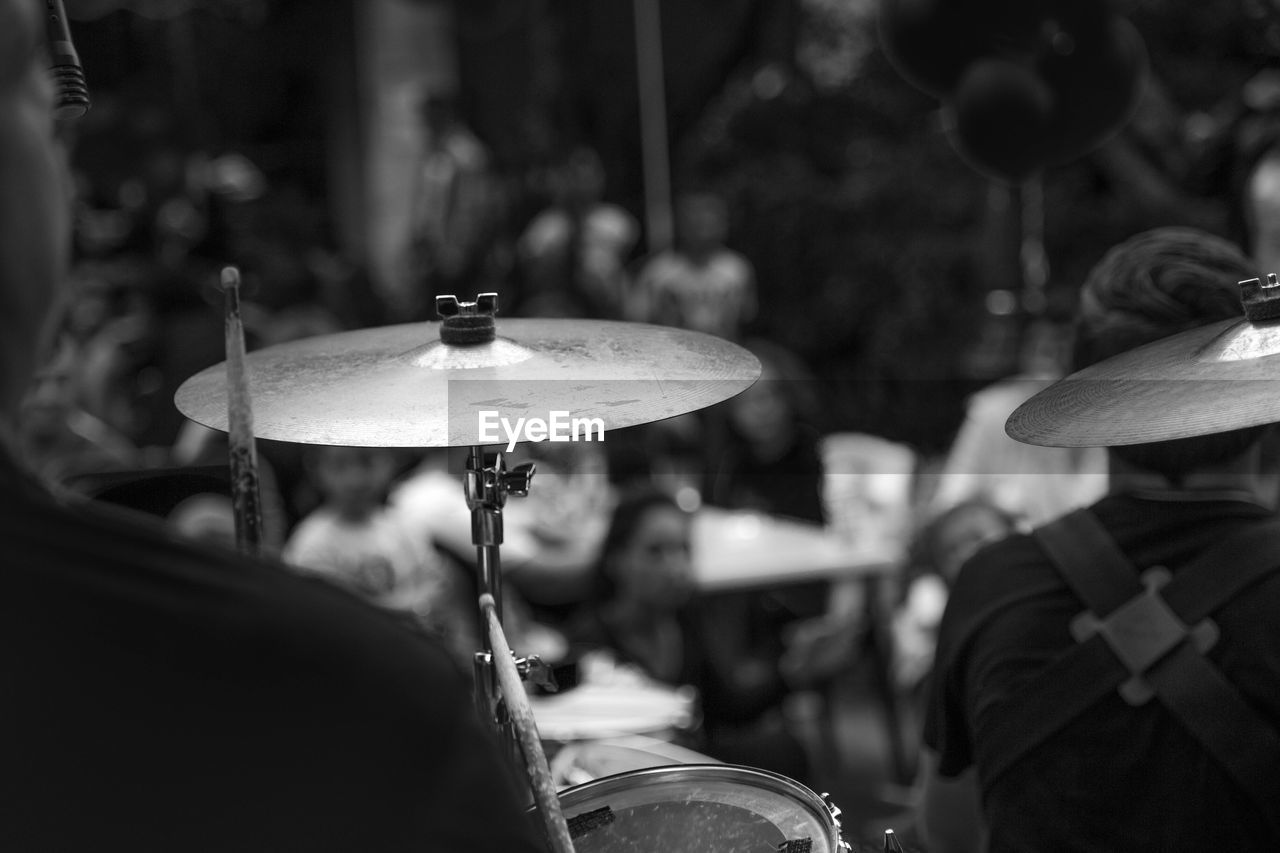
1,467,543,852
925,493,1280,852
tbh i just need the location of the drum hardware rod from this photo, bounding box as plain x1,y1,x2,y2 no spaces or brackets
472,651,523,787
221,266,263,556
463,447,549,760
464,446,508,740
883,828,904,852
464,446,536,629
472,648,558,770
480,593,576,853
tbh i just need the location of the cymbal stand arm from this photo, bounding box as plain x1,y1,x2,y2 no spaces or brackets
463,444,539,720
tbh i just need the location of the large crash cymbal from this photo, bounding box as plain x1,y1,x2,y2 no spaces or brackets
1007,313,1280,447
176,317,760,448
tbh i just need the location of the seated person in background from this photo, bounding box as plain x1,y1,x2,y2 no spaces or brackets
565,486,812,784
706,337,826,525
929,318,1109,531
921,227,1280,852
284,445,460,646
0,4,541,847
891,498,1016,701
705,338,861,696
388,447,474,559
501,440,614,626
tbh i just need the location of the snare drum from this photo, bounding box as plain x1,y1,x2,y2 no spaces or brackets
552,764,850,852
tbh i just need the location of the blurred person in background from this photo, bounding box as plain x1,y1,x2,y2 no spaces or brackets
704,338,854,689
564,485,813,784
501,440,615,630
921,228,1280,852
630,190,756,341
516,145,639,319
1215,69,1280,276
706,337,825,524
284,445,459,643
929,318,1109,531
890,498,1015,734
406,84,504,321
0,5,541,848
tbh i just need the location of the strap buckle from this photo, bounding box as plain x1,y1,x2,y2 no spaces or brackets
1070,568,1219,706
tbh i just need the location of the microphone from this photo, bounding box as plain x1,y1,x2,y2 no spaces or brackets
44,0,89,120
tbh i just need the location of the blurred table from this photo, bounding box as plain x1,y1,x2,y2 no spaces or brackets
691,506,913,784
692,507,901,592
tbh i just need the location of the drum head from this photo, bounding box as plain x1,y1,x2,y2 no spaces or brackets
555,764,843,853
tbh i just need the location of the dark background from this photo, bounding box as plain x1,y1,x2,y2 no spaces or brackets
62,0,1280,455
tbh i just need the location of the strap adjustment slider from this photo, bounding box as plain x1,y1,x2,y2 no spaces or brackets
1070,568,1218,705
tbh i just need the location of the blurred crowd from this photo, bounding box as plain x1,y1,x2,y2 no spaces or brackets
24,70,1280,797
15,91,902,790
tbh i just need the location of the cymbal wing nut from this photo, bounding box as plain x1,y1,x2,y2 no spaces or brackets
504,463,536,497
436,293,499,345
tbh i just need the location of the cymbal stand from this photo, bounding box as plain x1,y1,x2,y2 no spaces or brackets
438,294,572,850
465,447,574,853
464,445,541,719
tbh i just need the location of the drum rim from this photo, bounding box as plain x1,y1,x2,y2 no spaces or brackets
554,762,839,837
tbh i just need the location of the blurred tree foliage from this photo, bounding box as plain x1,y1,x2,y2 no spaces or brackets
678,51,992,449
65,0,1280,455
469,0,1279,453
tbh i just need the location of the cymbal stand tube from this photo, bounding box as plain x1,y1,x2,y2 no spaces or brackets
465,446,509,638
463,445,538,723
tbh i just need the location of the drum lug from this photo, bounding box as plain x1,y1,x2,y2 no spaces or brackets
819,792,854,851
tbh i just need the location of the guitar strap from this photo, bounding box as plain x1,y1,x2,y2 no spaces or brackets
977,508,1280,836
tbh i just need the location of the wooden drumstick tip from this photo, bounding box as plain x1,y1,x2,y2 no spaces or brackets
220,265,242,291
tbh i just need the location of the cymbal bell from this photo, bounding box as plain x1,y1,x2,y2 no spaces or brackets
175,318,761,448
1007,315,1280,447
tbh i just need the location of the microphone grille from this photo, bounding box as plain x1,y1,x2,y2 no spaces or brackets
50,63,89,120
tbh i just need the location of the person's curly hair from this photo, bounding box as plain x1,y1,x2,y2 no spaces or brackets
1072,227,1254,369
1072,226,1269,478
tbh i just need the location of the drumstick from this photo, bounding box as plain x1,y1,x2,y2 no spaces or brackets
479,593,576,853
221,266,263,556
